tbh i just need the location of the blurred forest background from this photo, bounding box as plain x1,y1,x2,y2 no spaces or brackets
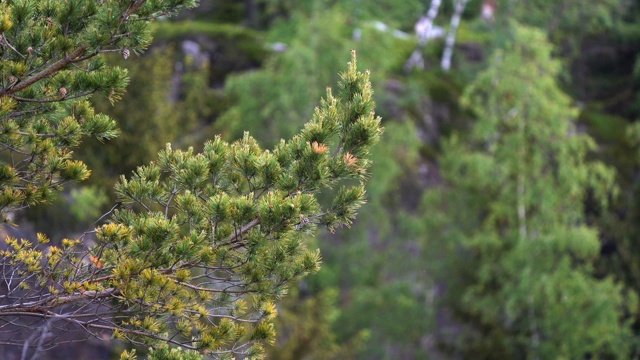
13,0,640,358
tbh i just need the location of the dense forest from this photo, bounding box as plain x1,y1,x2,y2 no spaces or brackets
2,0,640,359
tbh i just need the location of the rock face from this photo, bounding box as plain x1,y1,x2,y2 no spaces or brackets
181,39,209,67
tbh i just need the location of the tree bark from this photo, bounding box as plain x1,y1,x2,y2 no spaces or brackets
441,0,468,71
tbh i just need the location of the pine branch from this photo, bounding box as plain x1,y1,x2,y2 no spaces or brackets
0,47,87,96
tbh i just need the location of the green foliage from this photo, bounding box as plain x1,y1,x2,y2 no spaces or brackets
154,21,260,41
316,120,427,358
6,1,640,359
152,21,266,78
25,30,214,239
217,6,409,147
217,8,351,146
213,6,423,357
502,0,620,55
267,286,369,359
332,0,426,30
423,22,634,358
244,0,426,30
82,47,206,191
69,185,109,223
0,0,196,220
0,51,382,358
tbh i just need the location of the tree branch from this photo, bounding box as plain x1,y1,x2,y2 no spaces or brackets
0,47,87,96
221,218,259,245
0,288,118,314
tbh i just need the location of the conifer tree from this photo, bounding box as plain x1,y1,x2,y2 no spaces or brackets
0,0,197,219
0,1,383,358
423,22,635,359
216,6,404,147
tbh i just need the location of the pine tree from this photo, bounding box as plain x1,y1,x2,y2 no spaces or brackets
216,5,406,147
0,1,383,358
215,7,429,357
0,0,197,219
24,47,207,238
423,22,635,359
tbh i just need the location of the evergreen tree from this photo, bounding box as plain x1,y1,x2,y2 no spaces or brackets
0,0,197,219
215,6,431,357
0,1,383,358
216,5,409,146
216,7,353,146
423,22,635,359
266,285,368,359
326,120,429,359
24,47,210,238
82,47,212,192
502,0,619,50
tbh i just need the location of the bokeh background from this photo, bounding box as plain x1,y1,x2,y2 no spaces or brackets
14,0,640,358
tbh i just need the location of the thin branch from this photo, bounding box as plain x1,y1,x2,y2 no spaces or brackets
93,203,120,225
15,131,55,138
0,288,118,313
165,187,178,219
28,319,51,360
5,105,48,119
170,279,251,295
221,218,259,245
0,47,87,96
10,90,97,103
1,35,27,60
83,322,200,351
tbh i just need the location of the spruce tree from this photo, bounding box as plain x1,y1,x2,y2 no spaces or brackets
0,1,383,358
423,22,634,359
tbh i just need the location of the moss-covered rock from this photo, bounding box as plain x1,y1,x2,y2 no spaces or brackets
152,21,267,83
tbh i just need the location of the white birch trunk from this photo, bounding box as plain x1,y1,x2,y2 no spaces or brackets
441,0,468,71
404,0,442,72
